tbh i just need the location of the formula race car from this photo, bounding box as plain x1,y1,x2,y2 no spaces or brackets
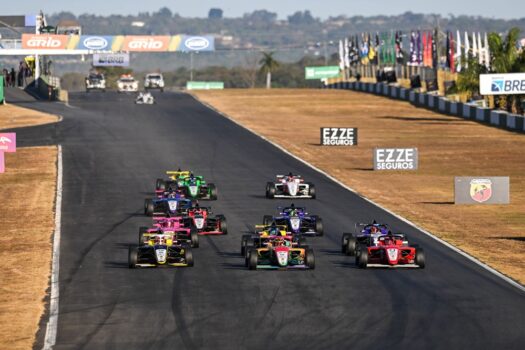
135,92,155,104
355,234,425,269
341,222,399,256
263,204,323,236
144,197,193,216
240,224,307,256
117,74,139,93
144,73,165,92
128,232,194,268
266,173,316,199
246,235,315,270
155,170,191,191
178,174,217,200
140,218,199,247
186,205,227,235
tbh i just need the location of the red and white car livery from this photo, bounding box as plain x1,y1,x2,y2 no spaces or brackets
266,174,316,199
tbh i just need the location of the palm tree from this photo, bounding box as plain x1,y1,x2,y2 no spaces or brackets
259,52,279,89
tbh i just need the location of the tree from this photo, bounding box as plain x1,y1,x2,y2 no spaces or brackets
259,52,279,89
456,57,488,101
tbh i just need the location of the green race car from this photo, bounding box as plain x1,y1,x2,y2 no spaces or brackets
179,174,217,200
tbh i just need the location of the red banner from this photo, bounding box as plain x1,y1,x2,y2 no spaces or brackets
121,36,171,52
21,34,69,49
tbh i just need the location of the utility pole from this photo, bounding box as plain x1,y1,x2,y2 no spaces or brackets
190,52,194,81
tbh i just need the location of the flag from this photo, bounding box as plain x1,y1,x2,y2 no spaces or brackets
360,33,369,65
446,31,451,69
472,32,478,57
339,39,344,70
344,37,350,68
477,32,483,65
484,32,490,69
417,31,422,65
449,32,455,73
368,33,378,65
464,31,470,68
432,29,438,69
409,31,416,65
455,30,462,72
395,31,404,64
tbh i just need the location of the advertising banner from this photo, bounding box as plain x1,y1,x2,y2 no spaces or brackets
305,66,340,80
320,127,357,146
77,36,114,51
186,81,224,90
454,177,510,204
0,133,16,152
480,73,525,95
0,151,4,173
374,148,418,170
180,36,215,52
121,35,171,52
93,53,130,67
21,34,69,49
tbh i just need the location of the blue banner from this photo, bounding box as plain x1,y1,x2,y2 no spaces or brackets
78,36,114,51
179,35,215,52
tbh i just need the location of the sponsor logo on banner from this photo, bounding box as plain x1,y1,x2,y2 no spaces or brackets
469,179,492,203
93,53,130,67
480,73,525,95
0,133,16,152
22,34,68,49
374,148,418,170
0,151,4,173
81,36,109,50
184,36,210,50
454,177,509,204
122,36,170,52
320,127,357,146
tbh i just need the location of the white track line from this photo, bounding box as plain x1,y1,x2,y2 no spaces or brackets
43,144,63,350
192,95,525,293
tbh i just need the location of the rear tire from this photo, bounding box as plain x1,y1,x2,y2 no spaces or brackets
190,230,199,248
263,215,273,226
313,216,324,236
305,248,315,269
248,249,258,270
144,199,154,216
298,236,307,247
139,226,148,245
342,234,356,256
184,247,194,267
416,248,426,268
308,183,316,199
217,215,228,234
128,247,138,268
241,234,251,256
356,246,368,268
266,182,275,199
208,184,218,200
156,178,166,191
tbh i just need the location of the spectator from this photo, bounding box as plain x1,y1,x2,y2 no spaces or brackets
10,68,16,87
2,68,7,87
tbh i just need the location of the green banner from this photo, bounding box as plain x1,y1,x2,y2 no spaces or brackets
0,76,4,104
186,81,224,90
305,66,341,80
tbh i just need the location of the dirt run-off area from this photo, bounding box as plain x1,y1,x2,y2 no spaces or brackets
194,88,525,285
0,104,58,349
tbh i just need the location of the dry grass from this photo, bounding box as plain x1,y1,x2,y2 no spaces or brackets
0,105,58,349
194,89,525,285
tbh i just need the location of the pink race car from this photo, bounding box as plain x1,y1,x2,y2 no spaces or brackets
139,217,199,248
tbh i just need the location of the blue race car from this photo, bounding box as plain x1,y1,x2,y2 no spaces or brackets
341,221,408,256
262,203,323,236
144,194,193,217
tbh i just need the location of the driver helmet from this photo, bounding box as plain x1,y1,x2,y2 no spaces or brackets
371,226,379,234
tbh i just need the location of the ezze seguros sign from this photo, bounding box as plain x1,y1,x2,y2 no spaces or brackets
320,127,358,146
374,148,418,170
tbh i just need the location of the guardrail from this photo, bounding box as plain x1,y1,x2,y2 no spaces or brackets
324,81,525,134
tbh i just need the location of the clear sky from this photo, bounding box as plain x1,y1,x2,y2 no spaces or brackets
3,0,523,20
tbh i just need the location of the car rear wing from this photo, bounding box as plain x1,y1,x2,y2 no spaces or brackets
255,224,288,230
276,175,302,179
166,170,190,179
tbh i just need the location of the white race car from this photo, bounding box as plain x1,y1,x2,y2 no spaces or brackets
266,173,316,199
135,92,155,105
117,75,139,93
144,73,165,92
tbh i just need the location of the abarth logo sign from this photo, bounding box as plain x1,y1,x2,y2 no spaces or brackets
0,136,11,144
0,133,16,152
470,179,492,203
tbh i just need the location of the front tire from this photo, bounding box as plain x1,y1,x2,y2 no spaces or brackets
308,183,316,199
156,178,166,191
128,247,138,268
217,215,228,234
313,216,324,236
248,249,258,270
356,246,368,268
190,230,199,248
144,199,154,216
139,226,148,245
305,248,315,269
184,247,194,267
263,215,273,226
416,248,426,268
208,183,218,200
266,182,275,199
342,233,356,256
241,234,251,256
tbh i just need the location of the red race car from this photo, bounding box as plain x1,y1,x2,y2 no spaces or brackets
355,234,425,269
186,205,227,235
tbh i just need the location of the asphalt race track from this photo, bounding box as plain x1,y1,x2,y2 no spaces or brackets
5,89,525,350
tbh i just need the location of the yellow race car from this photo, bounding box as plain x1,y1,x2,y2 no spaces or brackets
129,232,194,268
155,169,191,191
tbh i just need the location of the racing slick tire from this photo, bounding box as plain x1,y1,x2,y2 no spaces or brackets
297,236,307,247
305,248,315,269
144,199,154,216
307,183,316,199
342,234,356,256
415,248,426,269
248,249,258,270
262,215,273,226
241,234,252,256
208,183,218,200
312,216,324,236
190,230,199,248
217,215,228,234
139,226,148,245
266,182,275,199
156,178,166,191
184,247,194,267
356,245,368,268
128,247,138,268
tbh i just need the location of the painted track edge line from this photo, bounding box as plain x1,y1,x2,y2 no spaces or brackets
43,144,63,350
191,94,525,293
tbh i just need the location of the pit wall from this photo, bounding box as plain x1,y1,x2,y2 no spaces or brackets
325,81,524,134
